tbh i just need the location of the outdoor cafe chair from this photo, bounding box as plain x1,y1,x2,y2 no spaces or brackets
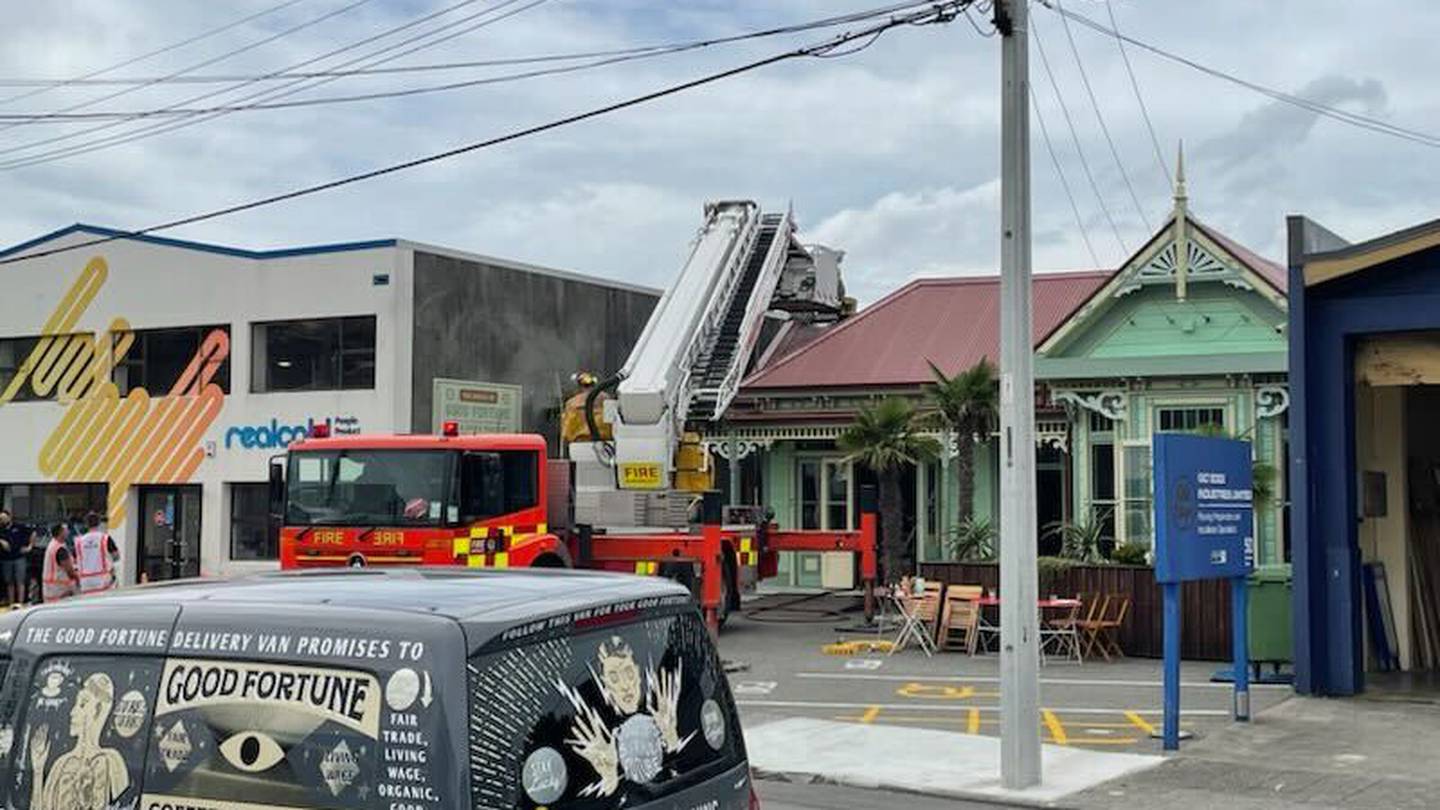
1039,598,1084,665
889,584,942,656
938,589,983,654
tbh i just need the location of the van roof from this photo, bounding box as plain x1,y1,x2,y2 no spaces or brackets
64,568,689,625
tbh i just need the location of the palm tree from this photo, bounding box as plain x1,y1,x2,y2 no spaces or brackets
839,398,941,583
927,357,998,524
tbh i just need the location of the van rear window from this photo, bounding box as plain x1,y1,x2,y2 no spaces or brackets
468,608,744,810
9,655,392,810
12,655,162,810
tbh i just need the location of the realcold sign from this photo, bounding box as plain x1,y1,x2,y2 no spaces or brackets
1151,432,1256,751
431,378,522,434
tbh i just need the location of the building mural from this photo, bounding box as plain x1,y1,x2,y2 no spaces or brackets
0,256,229,527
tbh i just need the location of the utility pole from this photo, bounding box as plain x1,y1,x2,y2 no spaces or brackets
995,0,1042,790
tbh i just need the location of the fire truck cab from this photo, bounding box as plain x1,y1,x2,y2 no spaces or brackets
276,430,563,571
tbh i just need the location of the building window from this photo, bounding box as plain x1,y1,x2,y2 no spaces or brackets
1088,412,1115,433
229,483,278,560
825,460,851,531
0,483,107,528
0,335,95,402
1157,406,1225,432
251,316,376,393
1122,444,1153,547
1089,423,1117,543
114,326,230,395
798,460,820,530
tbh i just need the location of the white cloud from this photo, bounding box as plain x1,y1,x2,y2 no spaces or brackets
0,0,1437,312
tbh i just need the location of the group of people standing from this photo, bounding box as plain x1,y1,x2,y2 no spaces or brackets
0,508,119,607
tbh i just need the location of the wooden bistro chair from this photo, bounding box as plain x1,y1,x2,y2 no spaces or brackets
1082,595,1130,662
1040,599,1083,666
1077,594,1111,660
938,588,983,654
891,583,944,656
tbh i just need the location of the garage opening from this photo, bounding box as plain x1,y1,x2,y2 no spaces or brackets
1354,332,1440,693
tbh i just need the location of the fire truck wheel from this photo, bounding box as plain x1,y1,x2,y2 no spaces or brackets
532,553,568,568
346,554,366,568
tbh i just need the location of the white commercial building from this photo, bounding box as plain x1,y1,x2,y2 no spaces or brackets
0,225,656,583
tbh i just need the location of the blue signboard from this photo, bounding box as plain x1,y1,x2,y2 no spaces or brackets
1151,433,1256,750
1153,433,1255,584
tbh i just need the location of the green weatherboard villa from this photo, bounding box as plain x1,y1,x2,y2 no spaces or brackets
712,166,1289,586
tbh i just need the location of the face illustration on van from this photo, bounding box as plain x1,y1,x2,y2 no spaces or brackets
29,672,131,810
558,635,694,798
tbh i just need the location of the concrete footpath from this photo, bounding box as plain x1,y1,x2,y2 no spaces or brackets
1068,695,1440,809
745,695,1440,808
745,717,1161,806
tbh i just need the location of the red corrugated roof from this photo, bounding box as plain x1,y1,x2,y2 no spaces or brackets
743,270,1111,389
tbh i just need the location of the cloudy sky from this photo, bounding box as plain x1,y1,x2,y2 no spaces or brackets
2,0,1437,303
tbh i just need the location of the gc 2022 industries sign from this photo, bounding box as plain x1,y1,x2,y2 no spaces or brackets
1152,433,1255,584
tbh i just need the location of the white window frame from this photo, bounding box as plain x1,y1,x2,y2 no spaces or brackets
795,455,854,531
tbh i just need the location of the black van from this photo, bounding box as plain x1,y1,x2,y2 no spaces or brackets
0,569,755,810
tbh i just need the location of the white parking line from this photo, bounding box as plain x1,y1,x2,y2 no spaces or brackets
735,699,1232,716
794,672,1292,690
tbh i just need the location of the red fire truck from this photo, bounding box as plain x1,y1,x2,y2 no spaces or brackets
275,201,874,632
273,424,876,633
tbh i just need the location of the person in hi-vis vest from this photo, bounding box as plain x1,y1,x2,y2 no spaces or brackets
41,523,80,602
73,512,119,595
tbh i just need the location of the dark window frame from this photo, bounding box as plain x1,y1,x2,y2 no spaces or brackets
250,315,376,394
0,333,95,402
113,324,231,396
1156,406,1226,433
229,482,279,561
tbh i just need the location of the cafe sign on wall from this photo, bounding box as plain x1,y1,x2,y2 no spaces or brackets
432,378,523,434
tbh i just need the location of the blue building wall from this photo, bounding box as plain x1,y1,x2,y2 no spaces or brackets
1291,223,1440,695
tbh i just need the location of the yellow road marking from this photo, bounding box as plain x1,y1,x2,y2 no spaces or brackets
967,708,980,734
896,683,979,700
1061,737,1141,746
1042,710,1068,745
1124,711,1158,736
860,706,881,724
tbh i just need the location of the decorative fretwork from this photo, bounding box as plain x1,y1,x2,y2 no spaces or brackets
1053,390,1127,421
1256,385,1290,419
1036,419,1070,453
1141,240,1228,279
702,438,772,460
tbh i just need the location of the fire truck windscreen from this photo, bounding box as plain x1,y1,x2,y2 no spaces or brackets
284,447,540,528
286,449,453,527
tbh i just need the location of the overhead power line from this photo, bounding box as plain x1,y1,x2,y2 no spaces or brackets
0,1,963,124
1031,17,1127,257
0,0,552,169
0,0,312,107
0,0,375,138
1051,0,1150,231
0,0,950,89
0,1,972,267
1030,87,1099,267
1039,0,1440,150
1103,0,1170,189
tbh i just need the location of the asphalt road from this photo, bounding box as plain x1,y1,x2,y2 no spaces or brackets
721,592,1291,753
758,781,1005,809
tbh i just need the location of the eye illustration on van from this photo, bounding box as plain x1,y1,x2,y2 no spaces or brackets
218,730,287,773
556,636,693,798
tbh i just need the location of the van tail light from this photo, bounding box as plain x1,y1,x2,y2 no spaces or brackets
749,779,762,809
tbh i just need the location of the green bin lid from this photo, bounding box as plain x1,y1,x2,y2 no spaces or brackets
1249,564,1292,583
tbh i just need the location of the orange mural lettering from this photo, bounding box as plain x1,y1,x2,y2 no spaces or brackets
4,258,229,527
